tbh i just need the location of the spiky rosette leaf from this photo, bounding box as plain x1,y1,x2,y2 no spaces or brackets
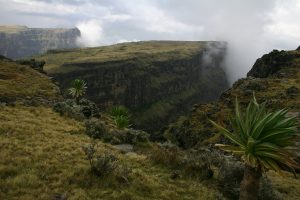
211,95,300,173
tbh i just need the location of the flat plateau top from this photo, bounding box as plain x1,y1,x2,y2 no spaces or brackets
36,41,217,73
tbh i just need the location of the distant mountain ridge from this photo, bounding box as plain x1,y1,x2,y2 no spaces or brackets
0,25,80,59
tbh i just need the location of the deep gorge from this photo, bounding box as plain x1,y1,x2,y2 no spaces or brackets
37,41,229,133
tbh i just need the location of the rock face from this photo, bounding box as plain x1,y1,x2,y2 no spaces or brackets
165,49,300,148
297,46,300,50
0,25,80,59
247,49,300,78
36,41,229,132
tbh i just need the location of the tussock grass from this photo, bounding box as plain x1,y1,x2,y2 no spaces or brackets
0,105,218,200
268,171,300,200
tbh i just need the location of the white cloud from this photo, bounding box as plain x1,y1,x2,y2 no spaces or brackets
0,0,299,82
264,0,300,48
76,19,103,47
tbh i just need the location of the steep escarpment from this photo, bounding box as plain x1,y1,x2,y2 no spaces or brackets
36,41,229,132
164,49,300,149
0,25,80,59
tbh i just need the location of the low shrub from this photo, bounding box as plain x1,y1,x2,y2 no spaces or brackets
110,105,131,129
85,118,149,144
149,143,184,168
183,148,222,180
111,106,129,118
53,99,84,120
85,119,108,139
82,143,118,177
82,142,132,181
53,99,100,120
103,129,149,145
114,115,130,129
79,98,100,118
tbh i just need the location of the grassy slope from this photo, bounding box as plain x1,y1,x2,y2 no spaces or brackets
0,58,217,199
35,41,206,73
0,25,28,34
0,105,217,200
0,57,61,102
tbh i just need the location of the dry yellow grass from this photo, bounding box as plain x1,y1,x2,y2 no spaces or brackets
0,58,61,102
0,105,218,200
268,171,300,200
0,25,28,33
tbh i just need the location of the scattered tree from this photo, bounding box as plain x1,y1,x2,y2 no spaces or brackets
68,79,87,104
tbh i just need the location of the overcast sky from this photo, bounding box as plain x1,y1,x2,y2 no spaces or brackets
0,0,299,82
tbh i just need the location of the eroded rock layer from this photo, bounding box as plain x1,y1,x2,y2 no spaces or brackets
0,25,80,59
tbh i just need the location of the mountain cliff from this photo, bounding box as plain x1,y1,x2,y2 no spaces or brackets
35,41,229,132
164,49,300,149
0,25,80,59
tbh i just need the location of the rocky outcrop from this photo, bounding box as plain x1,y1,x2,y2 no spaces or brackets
247,49,300,78
297,46,300,50
165,49,300,148
36,41,229,133
0,25,80,59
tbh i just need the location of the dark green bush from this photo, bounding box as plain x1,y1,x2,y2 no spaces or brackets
114,115,130,129
111,106,129,117
110,105,131,129
79,98,100,118
124,129,149,144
